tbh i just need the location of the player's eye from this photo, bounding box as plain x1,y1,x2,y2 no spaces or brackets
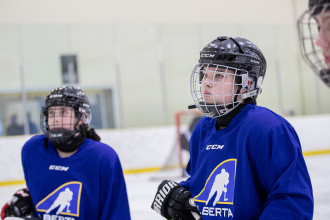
63,109,72,116
215,73,224,78
48,110,54,116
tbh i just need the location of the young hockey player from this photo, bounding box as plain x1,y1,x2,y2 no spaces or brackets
1,86,131,220
298,0,330,87
151,36,314,219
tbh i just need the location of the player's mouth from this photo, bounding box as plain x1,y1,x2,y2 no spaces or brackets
50,127,64,130
203,92,212,97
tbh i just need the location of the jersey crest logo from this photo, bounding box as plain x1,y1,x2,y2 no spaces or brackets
36,181,82,217
194,159,236,206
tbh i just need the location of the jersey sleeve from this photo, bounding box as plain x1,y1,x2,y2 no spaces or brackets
99,149,131,220
179,139,194,189
20,136,44,218
21,143,29,186
21,136,37,190
179,117,205,190
179,161,192,189
249,122,314,219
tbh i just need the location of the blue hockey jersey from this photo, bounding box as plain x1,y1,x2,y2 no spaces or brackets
180,104,313,219
21,135,131,220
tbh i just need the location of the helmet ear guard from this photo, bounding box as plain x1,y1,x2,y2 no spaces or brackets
78,107,92,124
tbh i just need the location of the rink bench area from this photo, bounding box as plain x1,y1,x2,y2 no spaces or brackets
1,113,330,184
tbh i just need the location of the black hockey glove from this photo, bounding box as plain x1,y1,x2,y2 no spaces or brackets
151,180,201,220
0,188,34,220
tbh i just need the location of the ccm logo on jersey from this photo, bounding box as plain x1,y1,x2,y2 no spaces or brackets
49,165,69,171
206,145,224,150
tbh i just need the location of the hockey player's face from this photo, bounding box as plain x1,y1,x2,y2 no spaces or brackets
201,66,238,105
47,106,78,131
315,10,330,69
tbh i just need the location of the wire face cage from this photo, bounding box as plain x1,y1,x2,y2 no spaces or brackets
190,63,247,118
297,5,330,87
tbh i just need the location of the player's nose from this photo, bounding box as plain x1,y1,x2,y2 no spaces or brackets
203,77,213,87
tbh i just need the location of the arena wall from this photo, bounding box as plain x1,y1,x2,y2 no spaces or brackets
1,113,329,183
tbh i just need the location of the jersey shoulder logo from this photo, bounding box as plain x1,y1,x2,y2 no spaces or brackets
194,159,236,206
36,181,82,217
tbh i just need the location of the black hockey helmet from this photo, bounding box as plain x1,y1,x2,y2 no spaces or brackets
309,0,330,16
190,36,267,118
40,86,92,152
297,0,330,87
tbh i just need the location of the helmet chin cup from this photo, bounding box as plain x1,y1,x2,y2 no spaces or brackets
48,127,86,152
197,102,231,118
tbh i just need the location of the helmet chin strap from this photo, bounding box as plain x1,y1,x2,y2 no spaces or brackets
241,89,260,100
233,86,243,106
215,103,247,130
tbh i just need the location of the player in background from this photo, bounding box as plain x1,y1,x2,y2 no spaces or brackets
1,86,131,220
151,36,314,219
298,0,330,87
